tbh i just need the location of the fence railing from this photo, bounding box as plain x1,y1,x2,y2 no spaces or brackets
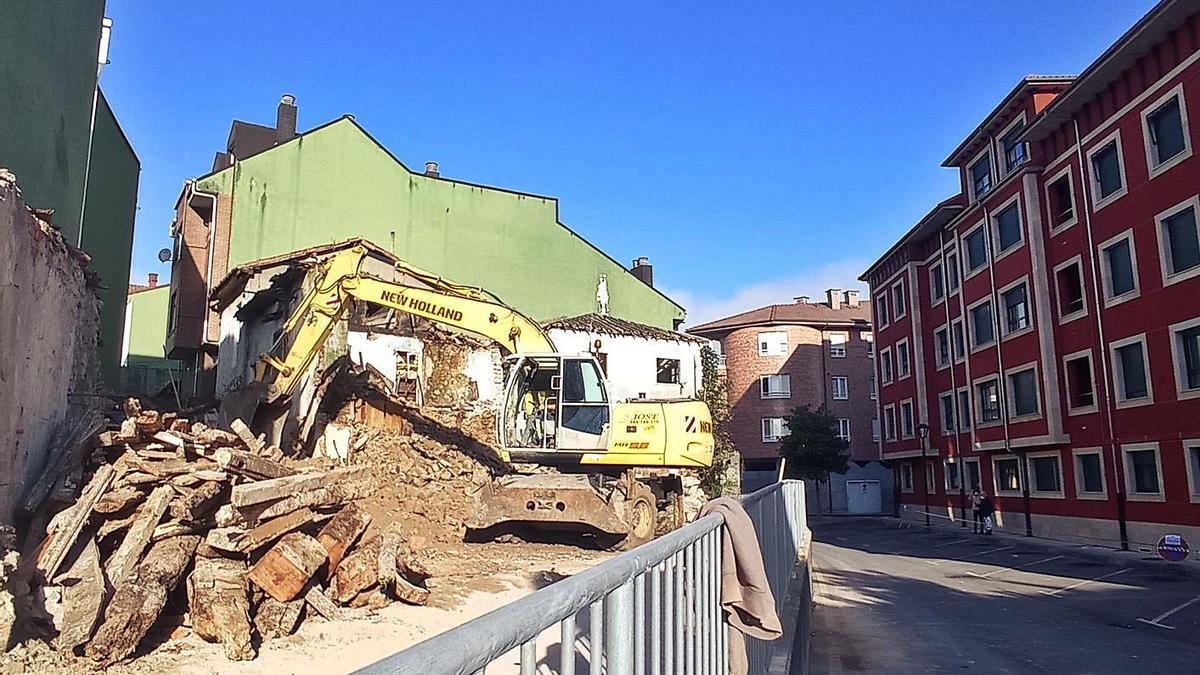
355,481,809,675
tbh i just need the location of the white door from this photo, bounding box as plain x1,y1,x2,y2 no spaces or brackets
846,480,881,514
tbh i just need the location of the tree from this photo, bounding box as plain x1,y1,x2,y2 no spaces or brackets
698,346,741,497
778,405,849,509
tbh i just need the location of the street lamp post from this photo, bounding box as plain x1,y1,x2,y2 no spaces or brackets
918,423,931,528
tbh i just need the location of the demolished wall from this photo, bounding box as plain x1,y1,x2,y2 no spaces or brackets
0,169,102,525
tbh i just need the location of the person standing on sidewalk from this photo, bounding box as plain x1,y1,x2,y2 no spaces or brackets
969,489,983,534
978,492,996,535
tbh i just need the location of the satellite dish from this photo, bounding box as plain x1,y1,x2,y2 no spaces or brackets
157,248,172,263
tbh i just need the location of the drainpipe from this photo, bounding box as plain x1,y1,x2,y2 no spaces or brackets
1073,117,1129,550
939,230,969,526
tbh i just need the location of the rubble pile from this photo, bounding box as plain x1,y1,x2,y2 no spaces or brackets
25,399,432,665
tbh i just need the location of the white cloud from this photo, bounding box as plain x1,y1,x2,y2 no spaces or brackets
663,257,871,329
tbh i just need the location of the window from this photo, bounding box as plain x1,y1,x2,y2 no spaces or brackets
977,379,1001,423
969,153,992,199
1063,351,1096,412
656,358,680,384
1089,135,1126,205
957,389,972,431
870,375,877,400
863,331,874,357
1111,335,1151,406
964,226,988,272
900,400,914,439
837,418,851,442
993,202,1023,254
761,417,789,443
871,418,881,442
896,339,911,378
944,461,962,491
1028,452,1063,495
939,392,956,433
1123,444,1163,498
994,456,1021,494
1143,88,1190,173
1186,442,1200,500
1170,317,1200,397
930,262,945,303
946,252,960,291
934,326,951,368
1002,124,1029,173
595,352,609,375
758,331,788,356
1047,172,1075,230
1073,449,1106,497
1007,366,1040,418
969,300,995,348
876,296,890,327
880,347,893,384
759,374,791,399
964,458,981,491
1157,199,1200,282
1054,258,1086,320
900,463,914,492
951,319,966,362
892,281,907,318
831,376,848,400
829,332,847,358
884,405,897,441
925,462,937,495
1099,231,1138,304
1001,282,1030,335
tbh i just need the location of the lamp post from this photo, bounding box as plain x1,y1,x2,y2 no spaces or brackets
918,423,931,528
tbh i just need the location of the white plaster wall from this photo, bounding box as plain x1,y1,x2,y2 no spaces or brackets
465,349,503,404
547,329,702,402
346,331,423,389
215,292,278,398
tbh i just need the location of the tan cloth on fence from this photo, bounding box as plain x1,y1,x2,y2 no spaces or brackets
698,496,783,675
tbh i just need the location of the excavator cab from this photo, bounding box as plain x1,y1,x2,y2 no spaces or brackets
500,355,611,457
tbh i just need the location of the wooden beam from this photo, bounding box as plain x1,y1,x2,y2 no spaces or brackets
247,533,327,602
232,508,315,554
168,481,224,523
230,466,369,507
103,485,173,587
188,555,254,661
229,418,264,454
254,597,303,639
332,536,381,604
56,536,106,653
212,447,294,480
316,503,371,572
256,480,372,521
36,464,116,580
303,585,346,622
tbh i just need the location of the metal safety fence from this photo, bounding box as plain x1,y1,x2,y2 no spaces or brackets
356,480,809,675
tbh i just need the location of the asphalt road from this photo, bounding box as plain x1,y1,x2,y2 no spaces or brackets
808,517,1200,675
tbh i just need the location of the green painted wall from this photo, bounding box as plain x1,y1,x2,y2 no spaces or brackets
0,1,105,243
121,286,182,397
81,89,140,383
197,119,684,328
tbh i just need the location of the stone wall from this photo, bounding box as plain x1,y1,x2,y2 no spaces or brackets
0,170,101,525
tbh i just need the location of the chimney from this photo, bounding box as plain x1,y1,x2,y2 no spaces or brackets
147,273,158,288
844,289,860,307
276,94,297,143
424,161,440,178
794,295,810,304
630,257,654,287
826,288,842,310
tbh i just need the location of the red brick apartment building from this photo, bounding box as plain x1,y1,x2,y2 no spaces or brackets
861,0,1200,548
690,290,877,479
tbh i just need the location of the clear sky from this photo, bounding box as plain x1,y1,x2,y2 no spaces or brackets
101,0,1155,325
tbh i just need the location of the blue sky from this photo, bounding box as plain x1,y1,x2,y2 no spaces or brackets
101,1,1154,324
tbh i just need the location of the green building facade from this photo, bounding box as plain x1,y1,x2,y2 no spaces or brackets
119,285,182,397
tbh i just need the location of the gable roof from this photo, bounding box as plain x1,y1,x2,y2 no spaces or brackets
689,299,872,337
941,76,1075,166
545,313,706,343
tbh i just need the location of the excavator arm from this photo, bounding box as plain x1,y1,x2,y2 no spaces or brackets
257,244,555,402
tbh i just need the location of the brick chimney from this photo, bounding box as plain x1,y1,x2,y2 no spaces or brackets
826,288,842,310
844,289,860,307
147,273,158,288
276,94,297,143
424,161,440,177
631,257,654,287
794,295,810,304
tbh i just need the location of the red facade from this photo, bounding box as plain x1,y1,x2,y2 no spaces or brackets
862,1,1200,548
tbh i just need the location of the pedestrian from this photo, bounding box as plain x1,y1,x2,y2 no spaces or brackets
969,489,983,534
978,492,995,535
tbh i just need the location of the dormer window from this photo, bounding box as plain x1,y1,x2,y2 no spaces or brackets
970,154,992,199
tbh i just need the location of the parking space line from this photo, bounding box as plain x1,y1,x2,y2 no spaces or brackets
1137,593,1200,630
1040,568,1130,597
891,538,969,556
925,544,1013,566
966,554,1063,578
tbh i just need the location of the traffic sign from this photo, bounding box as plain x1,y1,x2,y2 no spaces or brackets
1157,534,1190,562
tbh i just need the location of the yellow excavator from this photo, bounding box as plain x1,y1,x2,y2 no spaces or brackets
251,244,713,548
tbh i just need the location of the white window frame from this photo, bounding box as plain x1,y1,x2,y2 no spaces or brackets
896,337,912,380
1140,82,1193,179
1005,361,1042,421
945,251,961,293
1169,315,1200,400
1062,348,1099,416
1109,332,1154,409
1153,194,1200,286
876,294,890,328
1072,447,1108,500
933,324,951,370
828,331,848,358
757,330,788,357
1097,228,1141,308
997,113,1030,176
951,318,967,363
1183,439,1200,504
1122,442,1165,502
990,192,1025,261
870,375,877,400
1044,164,1078,236
961,220,990,281
899,398,915,439
884,404,897,441
1052,255,1088,325
880,346,894,384
831,376,849,401
998,275,1034,339
900,463,914,493
974,375,1003,428
967,146,994,202
938,390,956,434
863,330,874,358
836,417,851,442
962,457,982,491
871,417,881,442
759,374,792,400
1026,450,1065,499
761,417,788,443
957,387,972,432
1086,128,1128,211
892,279,908,320
967,296,996,352
929,260,946,305
943,459,962,492
925,462,937,495
992,455,1023,497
